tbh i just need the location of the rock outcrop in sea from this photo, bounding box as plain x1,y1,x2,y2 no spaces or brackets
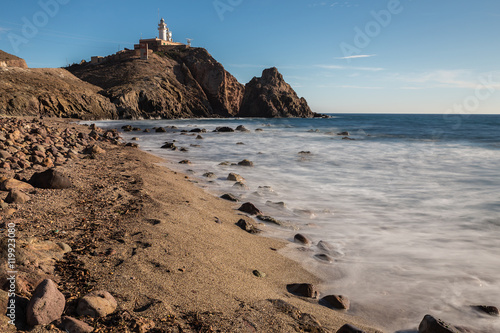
239,67,313,118
0,48,315,119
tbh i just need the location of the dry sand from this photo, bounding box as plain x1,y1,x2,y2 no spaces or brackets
1,117,384,332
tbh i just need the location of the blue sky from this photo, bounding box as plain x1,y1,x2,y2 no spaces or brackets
1,0,499,114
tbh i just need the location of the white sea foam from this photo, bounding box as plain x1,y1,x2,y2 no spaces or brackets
90,117,500,332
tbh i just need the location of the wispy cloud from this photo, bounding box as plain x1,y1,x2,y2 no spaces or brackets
391,70,500,90
318,84,383,89
336,54,377,60
316,64,385,72
0,26,10,35
336,85,382,89
0,27,9,40
399,86,426,90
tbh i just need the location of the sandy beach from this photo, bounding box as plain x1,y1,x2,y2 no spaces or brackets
0,117,383,332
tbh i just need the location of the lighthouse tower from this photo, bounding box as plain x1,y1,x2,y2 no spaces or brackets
158,18,172,42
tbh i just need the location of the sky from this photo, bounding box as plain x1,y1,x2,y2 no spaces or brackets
1,0,499,114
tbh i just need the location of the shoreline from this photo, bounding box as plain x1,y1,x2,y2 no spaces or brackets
1,116,383,332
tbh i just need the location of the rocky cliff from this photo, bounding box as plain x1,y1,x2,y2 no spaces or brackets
67,48,245,119
0,66,117,120
1,48,315,119
171,48,244,117
239,67,313,118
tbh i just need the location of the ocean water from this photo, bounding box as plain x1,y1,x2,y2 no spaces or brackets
90,114,500,332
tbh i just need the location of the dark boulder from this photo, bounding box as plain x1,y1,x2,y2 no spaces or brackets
238,159,254,167
472,305,499,316
238,202,262,215
236,219,261,234
215,126,235,133
236,125,250,132
320,295,350,310
29,169,72,189
418,314,475,333
294,233,312,246
286,283,318,298
161,142,177,150
220,193,239,202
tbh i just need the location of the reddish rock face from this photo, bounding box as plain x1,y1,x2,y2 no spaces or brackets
179,48,245,117
239,67,314,118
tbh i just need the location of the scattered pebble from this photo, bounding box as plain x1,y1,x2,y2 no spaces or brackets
252,270,266,278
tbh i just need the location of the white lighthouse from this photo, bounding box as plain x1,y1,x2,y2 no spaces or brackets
134,16,184,52
158,18,172,42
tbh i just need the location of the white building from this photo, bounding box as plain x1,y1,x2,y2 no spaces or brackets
134,17,185,52
158,18,173,42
